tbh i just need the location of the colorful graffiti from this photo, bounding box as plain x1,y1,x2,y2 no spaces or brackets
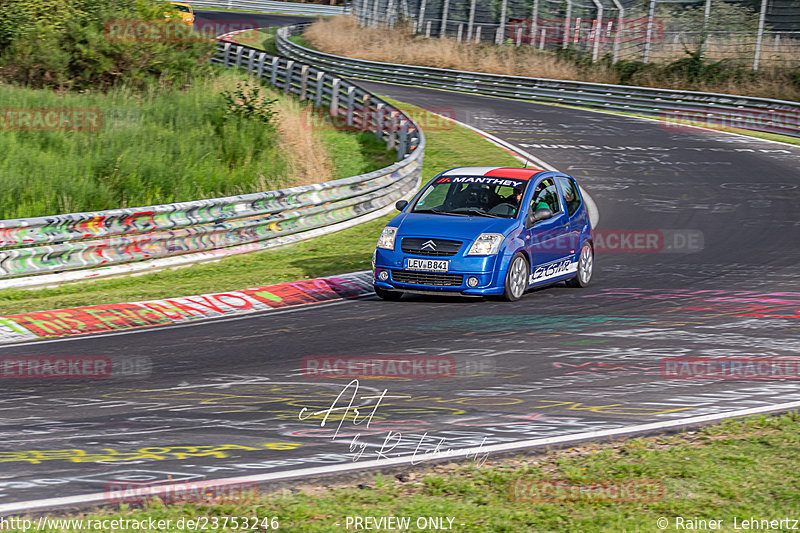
0,272,373,342
0,170,418,278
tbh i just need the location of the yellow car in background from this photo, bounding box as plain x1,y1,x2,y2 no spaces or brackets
165,2,195,26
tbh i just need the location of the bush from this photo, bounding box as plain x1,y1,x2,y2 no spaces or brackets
0,0,214,90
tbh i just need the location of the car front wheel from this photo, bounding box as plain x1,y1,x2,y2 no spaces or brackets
502,253,529,301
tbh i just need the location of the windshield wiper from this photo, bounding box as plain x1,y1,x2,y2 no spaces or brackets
412,209,469,217
451,208,504,218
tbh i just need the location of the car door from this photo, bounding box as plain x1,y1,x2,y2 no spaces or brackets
555,175,586,254
522,177,572,283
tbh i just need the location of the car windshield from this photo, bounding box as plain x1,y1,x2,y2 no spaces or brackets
172,4,191,12
411,175,528,218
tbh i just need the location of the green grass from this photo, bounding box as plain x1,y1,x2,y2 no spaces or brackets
0,68,391,220
17,412,800,531
0,71,284,219
0,99,519,315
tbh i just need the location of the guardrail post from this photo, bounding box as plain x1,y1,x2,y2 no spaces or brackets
330,78,340,117
515,27,522,46
375,103,385,139
256,52,267,79
361,94,371,130
398,119,409,159
247,49,256,73
539,27,546,50
387,112,398,151
475,25,481,43
315,72,325,107
300,65,309,100
346,86,356,126
457,23,463,42
285,60,295,93
235,46,245,68
270,56,280,87
222,42,232,67
425,20,432,38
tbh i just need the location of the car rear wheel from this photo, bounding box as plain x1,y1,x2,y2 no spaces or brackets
374,286,403,300
503,253,529,302
566,242,593,288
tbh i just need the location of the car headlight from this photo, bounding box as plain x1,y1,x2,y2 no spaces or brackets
467,233,505,255
376,226,398,250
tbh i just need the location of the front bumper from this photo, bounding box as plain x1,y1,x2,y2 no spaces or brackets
373,248,507,296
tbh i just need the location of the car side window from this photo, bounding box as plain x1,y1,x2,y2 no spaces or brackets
530,179,562,214
556,177,582,217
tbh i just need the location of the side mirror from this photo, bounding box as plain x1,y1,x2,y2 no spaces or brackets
529,208,553,225
395,200,408,212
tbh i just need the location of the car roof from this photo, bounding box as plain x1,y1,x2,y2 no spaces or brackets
440,167,546,180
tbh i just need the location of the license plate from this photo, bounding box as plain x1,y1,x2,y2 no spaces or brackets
405,258,449,272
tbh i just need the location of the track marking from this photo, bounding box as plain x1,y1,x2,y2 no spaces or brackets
4,399,800,515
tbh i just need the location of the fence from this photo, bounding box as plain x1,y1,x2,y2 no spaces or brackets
352,0,800,69
189,0,348,16
0,36,424,287
276,23,800,137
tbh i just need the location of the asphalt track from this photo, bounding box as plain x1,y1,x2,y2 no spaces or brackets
0,13,799,514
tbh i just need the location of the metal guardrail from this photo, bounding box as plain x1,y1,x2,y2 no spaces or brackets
190,0,347,16
0,36,424,280
277,23,800,138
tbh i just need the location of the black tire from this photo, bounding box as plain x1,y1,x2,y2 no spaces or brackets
502,252,529,302
566,241,593,288
374,286,403,300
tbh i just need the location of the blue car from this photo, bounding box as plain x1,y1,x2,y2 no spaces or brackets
372,166,594,301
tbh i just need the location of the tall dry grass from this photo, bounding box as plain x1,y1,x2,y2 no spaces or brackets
274,98,334,187
304,16,800,101
304,17,616,83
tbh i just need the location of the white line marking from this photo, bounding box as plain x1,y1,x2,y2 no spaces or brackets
4,399,800,514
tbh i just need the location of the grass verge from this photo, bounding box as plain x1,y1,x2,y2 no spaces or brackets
0,100,519,315
20,412,800,531
0,69,390,219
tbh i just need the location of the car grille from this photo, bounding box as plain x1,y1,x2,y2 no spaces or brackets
392,270,464,287
401,238,462,257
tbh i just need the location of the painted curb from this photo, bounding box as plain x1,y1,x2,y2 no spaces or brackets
0,271,374,345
